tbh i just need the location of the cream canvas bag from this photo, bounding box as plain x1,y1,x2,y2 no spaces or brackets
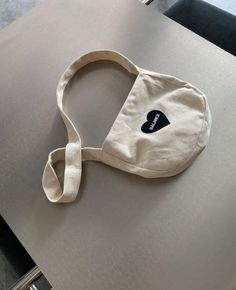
42,50,211,203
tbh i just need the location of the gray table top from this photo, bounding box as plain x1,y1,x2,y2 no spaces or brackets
1,0,236,289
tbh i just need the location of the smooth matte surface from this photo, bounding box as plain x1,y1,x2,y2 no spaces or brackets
1,0,236,289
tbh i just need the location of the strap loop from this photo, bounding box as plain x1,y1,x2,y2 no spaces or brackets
42,143,81,203
42,50,139,203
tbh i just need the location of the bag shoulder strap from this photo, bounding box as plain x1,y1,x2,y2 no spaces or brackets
42,50,139,203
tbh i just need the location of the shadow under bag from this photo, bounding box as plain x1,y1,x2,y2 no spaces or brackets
42,50,212,203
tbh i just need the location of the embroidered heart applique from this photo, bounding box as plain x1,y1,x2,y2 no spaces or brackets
141,110,170,133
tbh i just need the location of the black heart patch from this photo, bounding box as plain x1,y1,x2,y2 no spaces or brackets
141,110,170,133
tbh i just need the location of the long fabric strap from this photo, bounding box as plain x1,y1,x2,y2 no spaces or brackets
42,50,139,203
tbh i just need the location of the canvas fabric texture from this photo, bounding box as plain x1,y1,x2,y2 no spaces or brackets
42,50,212,203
